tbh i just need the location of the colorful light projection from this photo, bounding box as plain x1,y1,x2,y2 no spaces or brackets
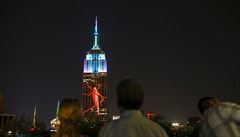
83,83,106,114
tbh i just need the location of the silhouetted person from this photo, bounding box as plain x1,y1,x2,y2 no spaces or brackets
198,97,240,137
52,98,85,137
99,78,168,137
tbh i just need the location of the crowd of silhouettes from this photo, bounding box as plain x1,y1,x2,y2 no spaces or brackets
51,78,239,137
0,79,239,137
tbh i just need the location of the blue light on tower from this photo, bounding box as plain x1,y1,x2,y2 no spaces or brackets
83,16,107,73
84,53,107,73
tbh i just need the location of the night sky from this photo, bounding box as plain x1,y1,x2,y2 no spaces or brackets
0,0,239,126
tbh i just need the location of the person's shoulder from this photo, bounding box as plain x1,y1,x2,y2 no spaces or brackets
143,117,168,133
99,117,132,135
220,102,239,107
142,116,159,125
99,120,118,137
218,102,239,117
106,120,117,127
100,120,118,131
144,117,159,125
218,102,239,112
148,122,168,137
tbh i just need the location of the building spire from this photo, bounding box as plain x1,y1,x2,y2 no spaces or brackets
92,16,100,50
95,16,98,35
33,104,37,128
56,100,60,118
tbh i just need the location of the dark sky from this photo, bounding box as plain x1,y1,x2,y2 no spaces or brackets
0,0,239,126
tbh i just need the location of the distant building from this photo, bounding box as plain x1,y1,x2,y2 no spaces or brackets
50,101,60,132
25,105,39,134
0,89,5,114
0,114,16,137
82,17,108,120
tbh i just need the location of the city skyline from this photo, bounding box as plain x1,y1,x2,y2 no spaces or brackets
0,0,239,126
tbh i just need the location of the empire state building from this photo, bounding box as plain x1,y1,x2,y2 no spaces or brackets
82,17,108,120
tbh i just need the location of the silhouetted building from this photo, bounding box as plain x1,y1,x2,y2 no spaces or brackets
0,89,5,114
0,114,16,137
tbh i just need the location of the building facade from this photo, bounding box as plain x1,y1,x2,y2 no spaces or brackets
0,114,16,137
82,17,108,120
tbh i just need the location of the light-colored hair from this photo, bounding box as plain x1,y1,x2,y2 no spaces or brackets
55,98,83,137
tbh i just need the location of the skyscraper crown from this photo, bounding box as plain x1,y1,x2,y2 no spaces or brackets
84,16,107,73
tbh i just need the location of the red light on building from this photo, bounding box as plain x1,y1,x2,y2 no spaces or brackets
27,127,40,132
147,112,155,118
27,128,34,132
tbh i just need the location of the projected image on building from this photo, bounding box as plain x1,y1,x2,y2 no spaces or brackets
82,16,108,120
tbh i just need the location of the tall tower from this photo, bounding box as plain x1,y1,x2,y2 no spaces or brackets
82,16,108,120
32,104,37,128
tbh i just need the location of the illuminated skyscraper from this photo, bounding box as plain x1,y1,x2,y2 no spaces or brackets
82,17,108,120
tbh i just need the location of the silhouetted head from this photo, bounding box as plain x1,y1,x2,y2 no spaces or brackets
58,98,82,122
56,98,83,137
198,97,220,115
117,78,144,111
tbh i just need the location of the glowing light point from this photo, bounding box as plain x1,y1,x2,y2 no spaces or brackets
172,122,180,127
